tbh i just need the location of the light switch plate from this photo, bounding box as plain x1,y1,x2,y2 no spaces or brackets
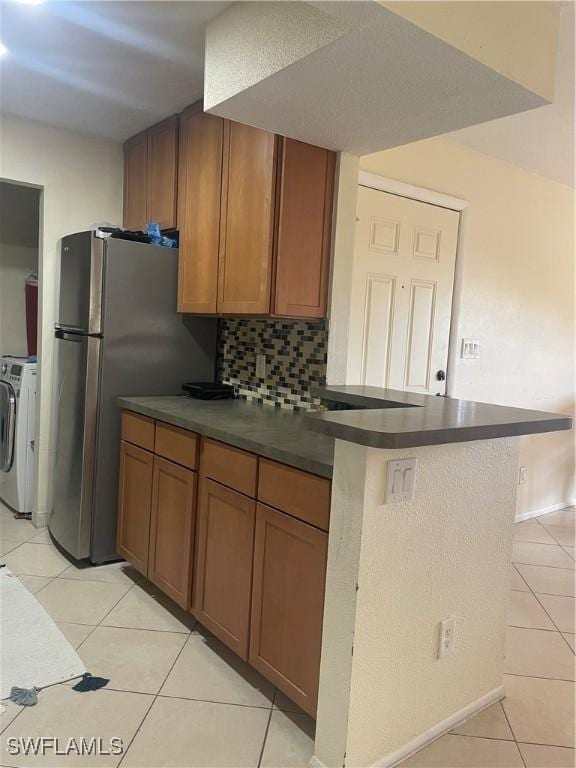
385,458,417,503
461,338,480,359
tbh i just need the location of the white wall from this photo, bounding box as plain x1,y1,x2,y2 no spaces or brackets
0,243,38,356
0,114,123,523
329,137,575,518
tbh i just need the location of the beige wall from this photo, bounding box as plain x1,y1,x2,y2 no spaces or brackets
381,1,559,102
0,114,123,524
315,436,520,767
352,139,575,517
0,243,38,356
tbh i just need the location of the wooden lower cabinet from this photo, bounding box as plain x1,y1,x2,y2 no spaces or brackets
193,478,255,659
117,441,153,577
250,503,328,716
148,456,197,609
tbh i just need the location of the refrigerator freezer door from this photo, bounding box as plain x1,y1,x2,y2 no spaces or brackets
57,232,104,334
50,330,100,559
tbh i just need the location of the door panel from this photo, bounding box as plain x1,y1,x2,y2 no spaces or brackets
148,116,178,230
50,332,100,560
250,503,327,716
273,138,335,318
123,131,149,231
58,232,103,334
117,441,153,576
0,382,16,472
349,187,459,395
405,280,436,391
193,478,255,658
148,456,196,609
218,121,276,314
177,106,223,314
361,274,396,388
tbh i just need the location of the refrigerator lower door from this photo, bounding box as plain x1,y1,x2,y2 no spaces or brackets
50,330,100,560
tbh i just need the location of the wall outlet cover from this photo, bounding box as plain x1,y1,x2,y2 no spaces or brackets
461,338,480,359
385,458,417,503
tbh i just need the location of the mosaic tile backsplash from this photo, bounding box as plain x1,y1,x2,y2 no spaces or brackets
217,318,328,411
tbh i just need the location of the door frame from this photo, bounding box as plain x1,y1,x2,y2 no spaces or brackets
356,171,468,396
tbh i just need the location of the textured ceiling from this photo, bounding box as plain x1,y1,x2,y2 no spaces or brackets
0,1,230,141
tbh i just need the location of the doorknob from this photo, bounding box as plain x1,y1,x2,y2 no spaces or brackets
436,370,446,381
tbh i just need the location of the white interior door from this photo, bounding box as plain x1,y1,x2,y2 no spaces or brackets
348,186,460,395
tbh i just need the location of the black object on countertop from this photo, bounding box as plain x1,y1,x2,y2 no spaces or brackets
182,382,235,400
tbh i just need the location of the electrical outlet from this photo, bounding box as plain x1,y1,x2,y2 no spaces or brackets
438,616,456,658
255,354,267,379
519,466,528,485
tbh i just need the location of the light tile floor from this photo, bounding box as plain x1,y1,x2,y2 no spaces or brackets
0,502,574,767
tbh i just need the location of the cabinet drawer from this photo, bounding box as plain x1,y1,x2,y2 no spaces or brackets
200,438,257,498
155,422,198,470
258,459,330,531
121,411,155,452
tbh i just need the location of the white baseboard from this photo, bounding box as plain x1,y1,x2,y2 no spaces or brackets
515,499,575,523
32,510,49,529
308,687,504,768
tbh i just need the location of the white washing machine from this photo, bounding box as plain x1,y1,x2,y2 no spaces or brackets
0,357,37,514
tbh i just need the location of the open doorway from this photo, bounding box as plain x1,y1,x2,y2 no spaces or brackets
0,180,42,519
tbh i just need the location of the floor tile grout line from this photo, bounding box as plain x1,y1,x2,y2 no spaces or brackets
511,540,576,657
504,672,576,684
257,691,276,768
116,619,199,768
512,560,575,571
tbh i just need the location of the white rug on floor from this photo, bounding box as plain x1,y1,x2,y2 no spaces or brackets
0,568,86,700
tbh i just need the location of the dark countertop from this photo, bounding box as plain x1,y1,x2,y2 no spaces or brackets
308,385,573,449
118,396,335,478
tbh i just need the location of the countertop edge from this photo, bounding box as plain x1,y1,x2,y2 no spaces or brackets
307,414,573,449
118,398,333,479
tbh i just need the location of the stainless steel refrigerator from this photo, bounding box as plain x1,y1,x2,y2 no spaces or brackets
50,231,217,563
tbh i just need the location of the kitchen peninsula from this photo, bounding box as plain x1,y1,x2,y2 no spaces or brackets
117,389,571,767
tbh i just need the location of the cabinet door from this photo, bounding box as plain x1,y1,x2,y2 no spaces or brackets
250,503,327,716
148,456,197,609
177,105,223,314
218,121,276,314
147,116,178,230
273,138,335,318
123,131,148,231
193,478,255,658
117,441,153,576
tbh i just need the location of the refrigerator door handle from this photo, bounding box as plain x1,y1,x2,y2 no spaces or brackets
88,236,104,335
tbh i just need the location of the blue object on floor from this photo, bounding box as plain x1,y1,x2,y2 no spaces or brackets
72,673,110,692
9,686,38,706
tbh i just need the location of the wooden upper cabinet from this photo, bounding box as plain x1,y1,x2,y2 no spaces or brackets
117,441,153,576
274,139,335,318
148,116,178,230
218,121,277,314
178,106,224,314
123,131,148,231
148,456,197,609
123,116,178,232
